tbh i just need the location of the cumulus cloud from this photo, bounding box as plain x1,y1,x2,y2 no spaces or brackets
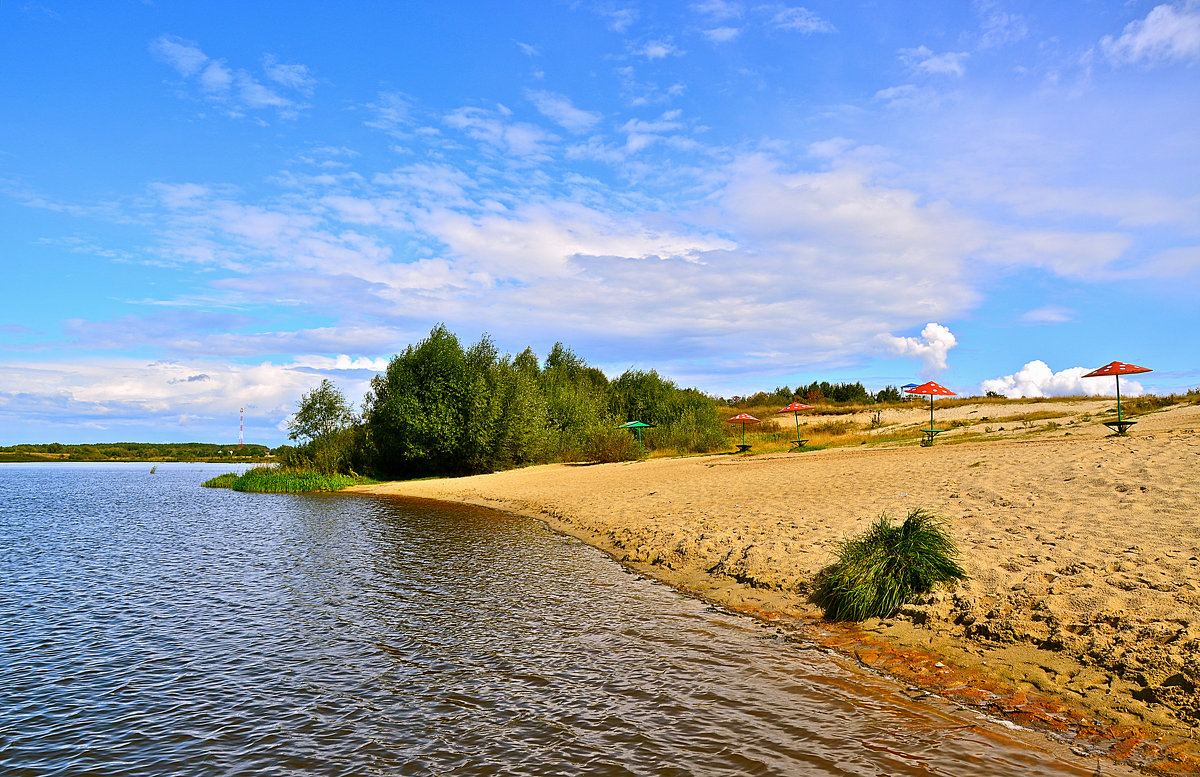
878,323,958,374
1101,1,1200,65
981,360,1144,398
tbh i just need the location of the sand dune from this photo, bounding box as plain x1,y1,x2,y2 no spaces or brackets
353,399,1200,752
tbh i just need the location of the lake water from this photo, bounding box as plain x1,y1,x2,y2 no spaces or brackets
0,462,1109,776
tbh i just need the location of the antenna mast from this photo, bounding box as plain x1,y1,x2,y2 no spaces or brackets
239,407,244,450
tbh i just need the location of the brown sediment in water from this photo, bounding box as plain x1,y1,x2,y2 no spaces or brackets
351,400,1200,774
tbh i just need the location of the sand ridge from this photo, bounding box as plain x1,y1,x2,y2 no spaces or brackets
353,401,1200,750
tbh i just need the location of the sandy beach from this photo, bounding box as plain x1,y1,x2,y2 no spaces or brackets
353,399,1200,769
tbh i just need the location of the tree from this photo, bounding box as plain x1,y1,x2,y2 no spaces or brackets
288,379,356,443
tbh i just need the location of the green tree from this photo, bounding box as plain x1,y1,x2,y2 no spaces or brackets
288,379,357,443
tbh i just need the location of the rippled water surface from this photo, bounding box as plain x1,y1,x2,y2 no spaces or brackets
0,463,1110,776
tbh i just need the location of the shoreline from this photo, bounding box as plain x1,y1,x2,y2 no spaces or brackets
351,401,1200,773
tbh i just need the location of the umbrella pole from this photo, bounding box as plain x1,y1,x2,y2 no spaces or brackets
741,423,747,446
793,412,801,445
1115,375,1123,424
930,395,935,429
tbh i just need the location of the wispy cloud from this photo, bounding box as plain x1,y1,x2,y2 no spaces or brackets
1020,305,1074,324
526,90,603,133
769,6,835,34
900,45,969,76
149,35,312,119
702,26,742,43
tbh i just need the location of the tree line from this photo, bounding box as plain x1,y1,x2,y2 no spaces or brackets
283,325,727,479
727,382,907,407
0,442,272,462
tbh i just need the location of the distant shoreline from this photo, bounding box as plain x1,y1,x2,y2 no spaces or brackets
353,400,1200,773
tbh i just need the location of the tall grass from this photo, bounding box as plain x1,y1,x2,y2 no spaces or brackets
817,508,966,621
203,467,375,493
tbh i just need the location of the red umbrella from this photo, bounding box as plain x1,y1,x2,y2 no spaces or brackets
903,381,957,444
1082,361,1151,433
726,412,760,448
777,402,813,448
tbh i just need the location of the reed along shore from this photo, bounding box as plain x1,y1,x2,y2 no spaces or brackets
352,400,1200,760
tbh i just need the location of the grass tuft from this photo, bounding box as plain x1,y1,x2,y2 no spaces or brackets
817,508,966,621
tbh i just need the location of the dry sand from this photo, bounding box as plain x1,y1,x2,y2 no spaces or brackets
353,399,1200,765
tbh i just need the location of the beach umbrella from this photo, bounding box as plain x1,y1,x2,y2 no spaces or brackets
618,420,652,444
903,381,957,445
726,412,760,449
1082,361,1151,434
777,401,814,448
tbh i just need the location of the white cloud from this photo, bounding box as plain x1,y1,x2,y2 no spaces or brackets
975,0,1028,49
1101,1,1200,65
419,201,734,280
703,27,742,43
639,39,682,59
691,0,742,21
600,7,639,33
975,230,1133,278
981,360,1144,398
770,6,836,33
0,356,363,437
526,90,602,133
900,46,969,76
262,56,316,92
445,106,557,157
149,35,208,76
1020,305,1074,324
878,322,958,374
149,35,309,119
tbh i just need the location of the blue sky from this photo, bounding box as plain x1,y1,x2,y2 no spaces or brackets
2,1,1198,445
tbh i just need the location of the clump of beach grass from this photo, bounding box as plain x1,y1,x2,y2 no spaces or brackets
817,508,966,621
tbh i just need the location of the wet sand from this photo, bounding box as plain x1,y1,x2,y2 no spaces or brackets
353,399,1200,770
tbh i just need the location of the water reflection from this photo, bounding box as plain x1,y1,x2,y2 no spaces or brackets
0,464,1121,776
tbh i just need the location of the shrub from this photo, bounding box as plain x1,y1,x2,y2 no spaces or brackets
582,424,646,463
817,508,966,621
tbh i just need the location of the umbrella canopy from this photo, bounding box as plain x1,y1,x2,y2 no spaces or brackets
618,420,651,443
1082,361,1152,430
777,402,813,448
1082,361,1151,378
904,382,956,444
903,381,957,397
726,412,760,447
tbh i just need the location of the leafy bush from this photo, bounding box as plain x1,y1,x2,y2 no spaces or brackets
817,508,966,621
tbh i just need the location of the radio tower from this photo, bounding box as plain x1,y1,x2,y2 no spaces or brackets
239,407,244,450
